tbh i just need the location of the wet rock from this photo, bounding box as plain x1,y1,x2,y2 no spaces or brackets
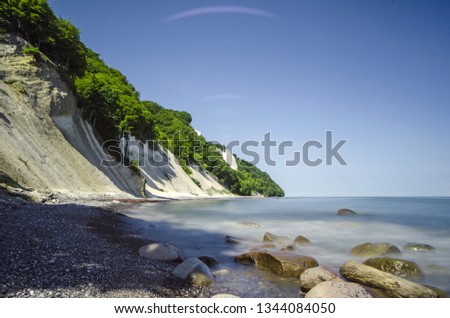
340,261,437,298
225,235,243,244
305,279,372,298
198,255,220,268
337,208,357,215
263,232,292,245
138,243,183,262
234,250,263,265
363,257,424,279
172,258,214,286
300,267,339,292
403,243,435,253
351,242,401,257
256,251,318,278
294,235,311,245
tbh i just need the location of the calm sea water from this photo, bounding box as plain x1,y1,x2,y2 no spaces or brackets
126,197,450,297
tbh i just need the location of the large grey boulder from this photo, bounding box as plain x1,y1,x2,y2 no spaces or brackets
351,242,401,257
305,280,372,298
138,243,183,261
300,267,339,292
198,255,220,268
340,261,438,298
363,257,424,279
172,258,214,286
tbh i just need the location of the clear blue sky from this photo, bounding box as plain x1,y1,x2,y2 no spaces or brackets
48,0,450,197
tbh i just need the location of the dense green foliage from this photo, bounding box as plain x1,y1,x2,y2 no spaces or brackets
75,50,155,141
237,159,285,197
1,0,86,75
1,0,284,197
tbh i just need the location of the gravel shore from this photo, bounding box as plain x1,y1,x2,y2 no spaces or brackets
0,192,209,298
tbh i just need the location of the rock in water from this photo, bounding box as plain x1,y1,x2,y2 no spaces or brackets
305,280,372,298
351,242,401,257
172,258,214,286
363,257,424,279
138,243,183,262
256,251,318,278
198,255,220,268
337,208,357,215
234,250,264,265
294,235,311,245
225,235,243,244
340,261,438,298
300,267,339,292
403,243,435,253
263,232,292,245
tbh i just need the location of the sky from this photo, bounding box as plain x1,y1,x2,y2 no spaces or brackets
48,0,450,197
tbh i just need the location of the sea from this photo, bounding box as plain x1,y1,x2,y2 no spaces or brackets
126,197,450,297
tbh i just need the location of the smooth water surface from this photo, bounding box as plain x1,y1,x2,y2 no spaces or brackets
126,197,450,297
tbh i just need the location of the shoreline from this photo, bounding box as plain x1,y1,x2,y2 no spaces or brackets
0,191,210,298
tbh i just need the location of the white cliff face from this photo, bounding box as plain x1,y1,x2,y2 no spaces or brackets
123,138,231,199
222,148,238,171
0,34,141,198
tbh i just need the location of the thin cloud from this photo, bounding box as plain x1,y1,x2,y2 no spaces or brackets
164,6,277,23
202,94,242,102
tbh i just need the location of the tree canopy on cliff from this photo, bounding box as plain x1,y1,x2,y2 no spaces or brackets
0,0,284,197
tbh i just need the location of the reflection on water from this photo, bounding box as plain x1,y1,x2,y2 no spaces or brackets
126,197,450,297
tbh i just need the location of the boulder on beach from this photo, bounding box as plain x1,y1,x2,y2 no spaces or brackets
198,255,220,268
337,208,357,216
300,267,339,292
263,232,292,245
234,250,263,265
340,261,438,298
305,279,372,298
256,251,318,278
138,243,183,262
294,235,311,245
363,257,424,279
172,258,214,286
403,243,435,253
351,242,401,257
